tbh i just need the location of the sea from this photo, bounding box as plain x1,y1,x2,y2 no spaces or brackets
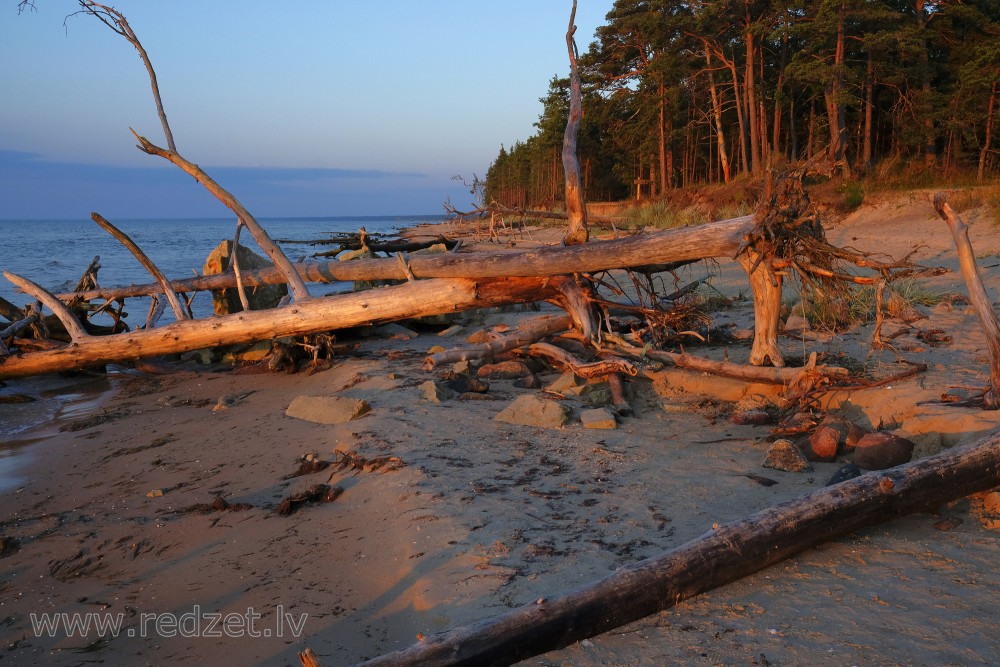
0,214,444,490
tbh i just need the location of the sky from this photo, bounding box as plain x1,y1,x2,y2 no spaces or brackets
0,1,615,219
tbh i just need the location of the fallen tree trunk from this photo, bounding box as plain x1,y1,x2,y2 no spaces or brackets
356,427,1000,667
0,277,560,380
60,216,754,303
423,315,572,367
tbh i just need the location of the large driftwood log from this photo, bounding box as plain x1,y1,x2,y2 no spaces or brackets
933,193,1000,409
356,427,1000,667
61,216,755,303
423,315,572,367
0,277,560,380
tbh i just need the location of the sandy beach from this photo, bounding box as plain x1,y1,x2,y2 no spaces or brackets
2,190,1000,666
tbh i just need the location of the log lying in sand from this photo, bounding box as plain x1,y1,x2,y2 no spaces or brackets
0,277,560,380
356,426,1000,667
423,315,573,367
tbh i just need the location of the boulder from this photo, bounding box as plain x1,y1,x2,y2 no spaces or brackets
853,432,915,470
286,396,371,424
495,394,571,429
580,407,617,430
420,381,455,403
203,240,288,315
762,439,812,473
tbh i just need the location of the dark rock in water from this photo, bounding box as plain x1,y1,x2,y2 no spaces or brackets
826,463,862,486
805,425,842,462
762,439,812,473
853,432,915,470
477,361,533,380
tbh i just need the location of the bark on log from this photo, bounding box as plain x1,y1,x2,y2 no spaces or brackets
91,212,188,321
61,216,754,303
356,427,1000,667
527,342,638,378
130,130,312,302
0,277,560,380
933,193,1000,409
423,315,572,368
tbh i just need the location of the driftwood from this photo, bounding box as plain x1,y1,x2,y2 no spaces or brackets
423,315,572,367
355,426,1000,667
60,216,756,303
933,193,1000,408
526,342,638,379
0,277,562,380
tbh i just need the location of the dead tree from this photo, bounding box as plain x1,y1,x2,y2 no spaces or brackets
934,192,1000,408
561,0,589,246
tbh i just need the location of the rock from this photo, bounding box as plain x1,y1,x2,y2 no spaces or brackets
478,361,532,379
545,372,582,393
374,323,418,340
562,382,612,406
146,489,164,498
826,463,862,486
580,407,617,429
982,490,1000,515
495,394,571,429
761,439,812,473
512,374,541,389
212,391,254,413
853,432,915,470
203,240,288,315
285,396,372,424
420,380,455,403
730,408,773,425
465,329,495,344
804,424,842,462
784,314,810,331
439,372,488,394
427,345,446,354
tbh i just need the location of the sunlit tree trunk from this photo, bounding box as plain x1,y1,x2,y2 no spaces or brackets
979,81,997,182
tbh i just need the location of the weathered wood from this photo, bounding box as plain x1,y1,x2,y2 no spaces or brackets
3,272,89,342
130,130,312,302
91,212,188,321
356,427,1000,667
0,277,559,380
934,193,1000,408
423,315,572,368
561,0,588,246
61,217,754,303
527,342,638,378
738,249,785,366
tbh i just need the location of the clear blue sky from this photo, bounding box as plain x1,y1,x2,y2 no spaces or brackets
0,1,614,219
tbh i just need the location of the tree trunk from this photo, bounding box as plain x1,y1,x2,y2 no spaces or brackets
356,426,1000,667
744,10,761,175
659,82,669,192
705,47,732,183
862,52,875,173
0,276,562,380
979,81,997,182
562,1,589,246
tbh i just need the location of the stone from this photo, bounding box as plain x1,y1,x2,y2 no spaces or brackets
465,329,494,344
853,432,915,470
373,323,418,340
512,374,541,389
761,439,812,473
545,372,581,394
203,240,288,315
452,360,472,375
730,408,773,426
826,463,862,486
285,396,371,424
784,314,810,331
427,345,446,354
495,394,572,429
804,424,842,462
477,361,532,379
580,407,617,430
440,373,489,394
420,380,455,403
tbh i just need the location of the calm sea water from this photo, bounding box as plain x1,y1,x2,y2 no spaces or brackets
0,215,443,478
0,215,441,320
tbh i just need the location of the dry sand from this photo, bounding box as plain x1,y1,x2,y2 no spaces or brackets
2,190,1000,666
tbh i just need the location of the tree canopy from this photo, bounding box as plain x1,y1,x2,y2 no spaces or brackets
486,0,1000,207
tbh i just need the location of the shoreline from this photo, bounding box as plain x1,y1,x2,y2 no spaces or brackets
1,198,1000,665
